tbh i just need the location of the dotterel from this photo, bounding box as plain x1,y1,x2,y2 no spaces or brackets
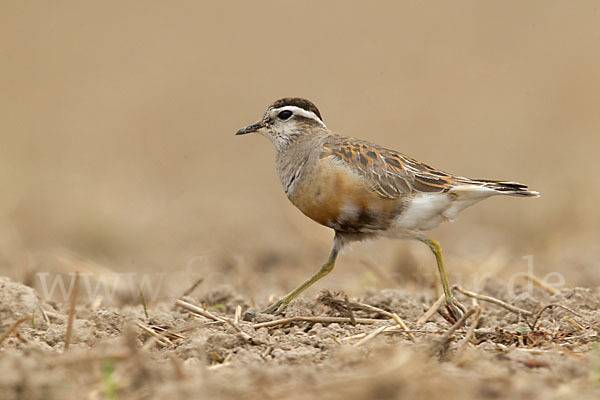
236,97,539,319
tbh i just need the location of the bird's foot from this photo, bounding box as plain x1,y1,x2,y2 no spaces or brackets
441,296,467,324
261,299,288,315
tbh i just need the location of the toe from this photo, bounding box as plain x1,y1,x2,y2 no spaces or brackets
262,300,287,314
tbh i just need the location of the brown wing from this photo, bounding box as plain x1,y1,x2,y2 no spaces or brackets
320,135,455,199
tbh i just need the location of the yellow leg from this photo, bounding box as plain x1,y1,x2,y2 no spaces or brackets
262,235,343,314
419,236,465,320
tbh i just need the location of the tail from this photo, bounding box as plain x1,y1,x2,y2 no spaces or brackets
442,178,539,221
470,179,540,197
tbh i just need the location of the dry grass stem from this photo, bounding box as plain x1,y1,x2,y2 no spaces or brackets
531,304,589,330
452,285,533,316
190,315,226,326
181,278,204,297
417,295,446,326
149,325,186,340
341,332,368,342
140,325,186,350
227,320,253,342
0,316,31,345
15,331,30,344
64,272,80,351
343,327,458,342
176,299,226,322
391,312,415,341
40,309,61,321
563,316,584,330
38,306,50,325
253,316,383,329
428,307,478,358
319,292,391,316
234,305,242,325
524,273,560,295
136,322,171,347
454,306,482,361
354,325,387,346
318,292,415,340
443,308,476,339
175,299,253,342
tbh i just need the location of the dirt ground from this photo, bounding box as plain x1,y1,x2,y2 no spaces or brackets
2,1,600,399
0,275,599,400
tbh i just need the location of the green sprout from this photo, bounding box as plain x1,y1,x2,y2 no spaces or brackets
101,358,117,400
139,287,149,319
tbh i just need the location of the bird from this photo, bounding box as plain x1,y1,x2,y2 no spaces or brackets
236,97,539,319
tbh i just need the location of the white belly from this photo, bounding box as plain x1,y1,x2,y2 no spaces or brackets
391,193,453,231
385,187,497,236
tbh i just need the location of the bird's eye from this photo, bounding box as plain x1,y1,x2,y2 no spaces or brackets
277,110,293,120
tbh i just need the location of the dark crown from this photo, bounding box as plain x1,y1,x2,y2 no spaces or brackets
271,98,323,121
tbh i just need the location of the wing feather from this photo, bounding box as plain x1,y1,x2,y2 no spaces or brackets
320,135,454,198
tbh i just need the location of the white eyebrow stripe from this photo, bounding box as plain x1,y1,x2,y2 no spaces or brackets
272,106,326,128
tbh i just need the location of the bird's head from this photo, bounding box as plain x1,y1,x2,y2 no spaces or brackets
236,97,326,149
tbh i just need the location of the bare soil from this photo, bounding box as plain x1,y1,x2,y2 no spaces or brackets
1,275,599,400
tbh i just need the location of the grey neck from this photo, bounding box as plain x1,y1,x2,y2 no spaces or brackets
275,135,320,196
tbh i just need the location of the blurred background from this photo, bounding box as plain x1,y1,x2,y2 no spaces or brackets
1,1,599,305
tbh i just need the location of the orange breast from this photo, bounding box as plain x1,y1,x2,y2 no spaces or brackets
287,157,401,232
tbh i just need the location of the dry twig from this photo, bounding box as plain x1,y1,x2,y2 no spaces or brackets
452,285,533,316
530,303,589,330
64,272,80,351
390,312,415,341
0,316,31,345
234,305,242,325
38,306,50,325
319,292,414,340
354,326,387,347
563,316,584,331
253,316,383,329
417,295,446,326
176,299,253,342
440,307,477,343
176,299,225,322
14,331,30,344
181,278,204,298
524,273,560,295
136,322,171,347
429,307,478,358
454,306,482,361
